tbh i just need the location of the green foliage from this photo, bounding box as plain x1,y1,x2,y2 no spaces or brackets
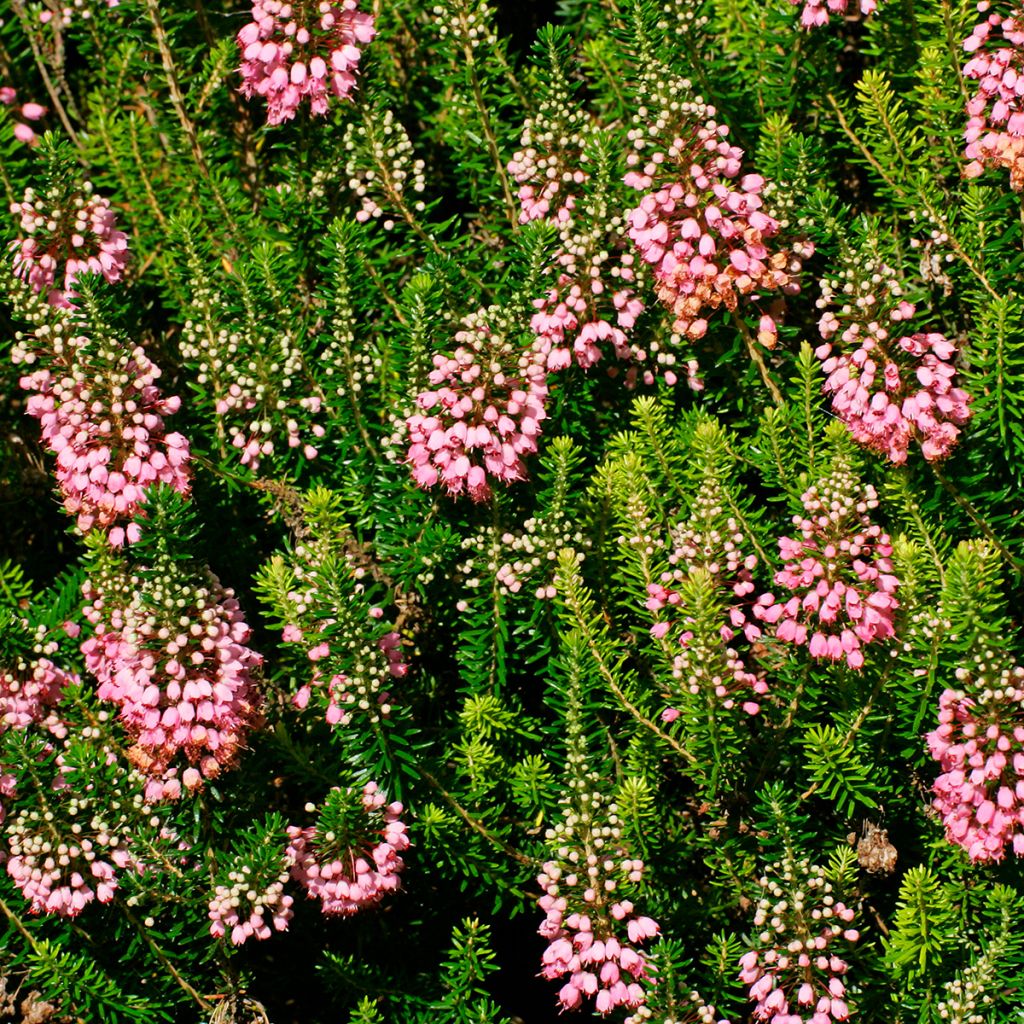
4,0,1024,1019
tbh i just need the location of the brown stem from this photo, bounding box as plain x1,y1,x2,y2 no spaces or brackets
734,312,784,406
8,0,82,151
420,768,534,866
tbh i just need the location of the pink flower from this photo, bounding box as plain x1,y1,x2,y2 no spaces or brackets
648,482,768,712
0,658,74,739
753,469,898,668
962,7,1024,189
623,87,810,345
286,782,409,916
237,0,375,125
537,769,661,1017
209,857,293,943
927,666,1024,862
15,335,190,544
81,570,263,797
9,183,128,306
788,0,880,28
406,308,549,501
740,857,858,1023
815,267,970,462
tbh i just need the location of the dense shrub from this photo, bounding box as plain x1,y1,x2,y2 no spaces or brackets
2,1,1024,1022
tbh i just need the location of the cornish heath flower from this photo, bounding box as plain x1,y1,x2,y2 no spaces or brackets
9,182,128,307
286,782,409,916
509,83,650,383
624,68,810,345
815,261,970,463
788,0,880,29
739,858,858,1024
14,333,191,546
927,665,1024,863
406,307,548,501
754,465,899,669
237,0,375,125
963,4,1024,189
537,739,659,1017
81,565,263,802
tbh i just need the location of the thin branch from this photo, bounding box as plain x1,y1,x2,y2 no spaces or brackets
420,768,534,866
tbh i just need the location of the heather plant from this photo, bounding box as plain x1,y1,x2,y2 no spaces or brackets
3,0,1024,1022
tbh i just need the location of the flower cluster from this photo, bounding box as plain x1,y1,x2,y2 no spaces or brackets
37,0,119,26
754,467,899,669
926,665,1024,863
0,657,73,739
2,705,144,918
237,0,375,125
963,5,1024,190
208,843,294,944
81,563,263,801
738,858,858,1024
508,61,655,383
286,782,409,916
292,628,404,727
1,89,47,145
406,308,549,501
815,262,970,463
644,477,768,715
507,62,590,225
788,0,879,29
9,183,128,307
343,108,427,226
180,283,324,471
6,803,136,917
14,330,191,545
624,69,810,344
537,728,659,1016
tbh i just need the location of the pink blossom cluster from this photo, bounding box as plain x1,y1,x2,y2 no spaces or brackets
963,5,1024,190
645,484,768,714
753,471,899,669
926,666,1024,862
406,309,549,501
508,86,656,383
0,658,73,738
787,0,879,29
180,286,324,472
237,0,375,126
209,865,294,944
15,335,191,545
292,629,405,727
0,653,74,825
81,571,263,801
530,259,646,379
0,89,47,146
739,859,858,1024
6,831,134,917
286,782,409,916
816,268,970,462
537,771,658,1016
38,0,119,26
538,868,659,1015
624,83,809,344
9,183,128,307
507,78,589,225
